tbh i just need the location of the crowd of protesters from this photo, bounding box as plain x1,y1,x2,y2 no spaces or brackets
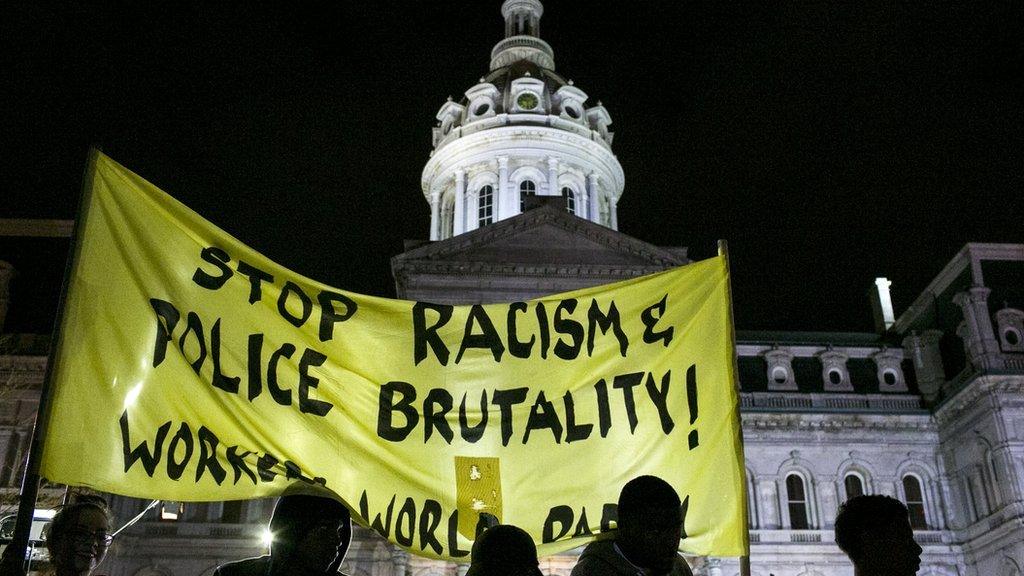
0,475,923,576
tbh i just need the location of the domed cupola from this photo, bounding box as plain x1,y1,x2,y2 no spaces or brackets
422,0,625,241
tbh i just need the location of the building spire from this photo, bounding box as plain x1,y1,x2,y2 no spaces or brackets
491,0,554,70
502,0,544,38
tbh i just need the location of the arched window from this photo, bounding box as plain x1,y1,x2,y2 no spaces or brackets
519,180,536,212
562,186,576,214
844,473,865,500
903,475,928,530
478,185,494,227
786,474,810,529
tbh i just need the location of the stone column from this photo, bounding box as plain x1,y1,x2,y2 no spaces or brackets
497,156,510,220
902,329,945,403
429,190,441,241
994,447,1023,502
937,473,958,529
587,173,600,224
547,157,559,196
924,478,943,530
466,184,480,232
0,261,14,333
953,287,1004,370
818,476,838,528
453,169,466,236
969,465,990,517
775,478,790,527
757,475,780,529
609,196,619,230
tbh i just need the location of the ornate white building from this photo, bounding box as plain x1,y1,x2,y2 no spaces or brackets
421,0,623,241
0,2,1022,576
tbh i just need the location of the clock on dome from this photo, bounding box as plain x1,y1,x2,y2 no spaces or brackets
516,92,539,110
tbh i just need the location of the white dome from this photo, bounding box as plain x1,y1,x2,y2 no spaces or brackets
422,0,624,241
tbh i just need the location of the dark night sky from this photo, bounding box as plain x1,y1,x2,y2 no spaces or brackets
2,1,1022,335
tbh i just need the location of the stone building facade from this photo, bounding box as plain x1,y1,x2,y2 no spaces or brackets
0,2,1021,576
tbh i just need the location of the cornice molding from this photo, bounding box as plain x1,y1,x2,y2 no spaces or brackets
933,374,1024,425
742,411,936,433
0,355,47,390
424,124,624,194
394,204,686,268
398,262,670,279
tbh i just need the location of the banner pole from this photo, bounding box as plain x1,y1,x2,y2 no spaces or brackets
717,240,752,576
0,149,98,573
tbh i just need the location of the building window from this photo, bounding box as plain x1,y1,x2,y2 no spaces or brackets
562,187,576,214
772,367,788,385
844,474,865,500
883,369,898,386
786,474,810,529
903,475,927,530
478,185,494,227
160,501,184,521
221,500,244,523
519,180,536,212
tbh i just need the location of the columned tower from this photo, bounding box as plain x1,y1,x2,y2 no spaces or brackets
422,0,624,241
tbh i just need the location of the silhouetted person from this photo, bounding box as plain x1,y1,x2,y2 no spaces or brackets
466,523,543,576
835,495,922,576
214,495,352,576
572,476,693,576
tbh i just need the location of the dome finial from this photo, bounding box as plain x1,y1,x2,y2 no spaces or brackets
501,0,544,39
491,0,554,70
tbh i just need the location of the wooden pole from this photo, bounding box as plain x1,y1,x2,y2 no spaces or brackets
0,149,97,573
718,240,752,576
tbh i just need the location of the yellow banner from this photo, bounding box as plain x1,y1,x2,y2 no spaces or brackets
40,151,748,559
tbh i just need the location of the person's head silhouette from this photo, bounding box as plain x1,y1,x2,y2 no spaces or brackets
466,522,543,576
267,494,351,573
616,475,685,574
835,495,922,576
215,494,351,576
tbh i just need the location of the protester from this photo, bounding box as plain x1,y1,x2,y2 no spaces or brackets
214,494,351,576
466,523,543,576
571,475,693,576
0,494,113,576
835,495,922,576
44,494,115,576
